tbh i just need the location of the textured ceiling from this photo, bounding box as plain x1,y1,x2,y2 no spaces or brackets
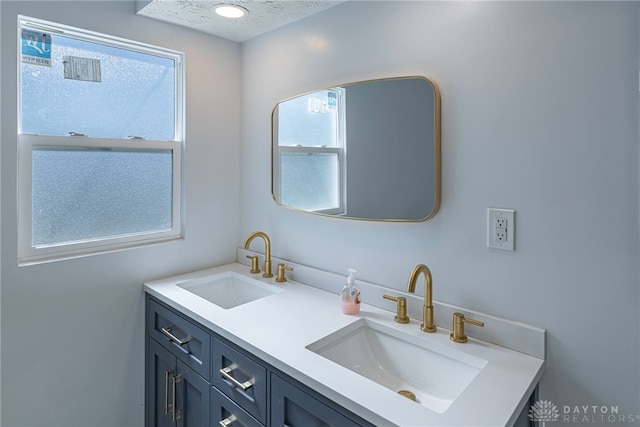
137,0,345,43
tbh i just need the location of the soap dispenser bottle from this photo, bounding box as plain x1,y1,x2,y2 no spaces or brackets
341,268,361,314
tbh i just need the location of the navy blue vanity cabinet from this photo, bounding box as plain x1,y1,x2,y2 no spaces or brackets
146,298,212,427
210,387,263,427
212,338,268,424
147,299,211,379
146,295,375,427
271,373,374,427
147,338,211,427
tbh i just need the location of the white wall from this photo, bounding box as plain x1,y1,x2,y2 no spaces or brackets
241,1,640,425
0,2,241,426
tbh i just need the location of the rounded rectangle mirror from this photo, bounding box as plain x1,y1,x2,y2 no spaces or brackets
271,76,440,221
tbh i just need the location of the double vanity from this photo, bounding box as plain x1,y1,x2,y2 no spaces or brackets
140,74,545,426
143,242,545,427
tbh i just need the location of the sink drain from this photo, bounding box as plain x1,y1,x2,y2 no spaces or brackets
397,390,416,401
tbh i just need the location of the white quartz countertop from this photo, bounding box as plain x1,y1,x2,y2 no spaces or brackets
144,262,545,427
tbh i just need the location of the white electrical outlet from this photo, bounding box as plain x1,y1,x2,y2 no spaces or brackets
487,208,515,251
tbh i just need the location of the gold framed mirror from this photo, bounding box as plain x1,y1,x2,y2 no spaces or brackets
271,76,440,221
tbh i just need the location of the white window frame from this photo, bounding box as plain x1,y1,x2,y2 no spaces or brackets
17,16,185,265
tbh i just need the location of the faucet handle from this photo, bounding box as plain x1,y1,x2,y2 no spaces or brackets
276,263,293,282
246,255,260,274
450,312,484,343
382,294,410,324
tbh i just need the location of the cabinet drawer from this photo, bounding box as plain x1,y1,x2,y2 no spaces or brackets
271,373,370,427
212,338,267,424
147,298,211,380
211,387,262,427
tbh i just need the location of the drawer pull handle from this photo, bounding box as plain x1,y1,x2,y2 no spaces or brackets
172,374,182,422
161,327,191,345
219,364,254,391
219,414,237,427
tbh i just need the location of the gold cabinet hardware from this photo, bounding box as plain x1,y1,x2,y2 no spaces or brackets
220,363,255,391
244,231,273,278
276,263,293,282
450,312,484,343
219,414,237,427
406,264,436,332
246,255,260,274
382,294,410,323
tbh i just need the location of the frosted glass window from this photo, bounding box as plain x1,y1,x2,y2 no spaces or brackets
32,148,173,246
20,26,176,140
280,153,340,212
17,16,184,264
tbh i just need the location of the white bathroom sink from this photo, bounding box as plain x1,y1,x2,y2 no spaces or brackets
177,271,283,309
306,318,487,413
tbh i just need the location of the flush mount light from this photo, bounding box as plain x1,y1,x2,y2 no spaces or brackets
214,4,248,19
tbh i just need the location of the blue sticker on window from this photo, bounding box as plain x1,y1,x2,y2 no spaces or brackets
21,29,52,67
327,91,337,108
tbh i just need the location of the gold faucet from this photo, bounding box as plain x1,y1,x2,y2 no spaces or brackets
406,264,436,332
450,312,484,343
276,263,293,283
382,294,410,324
243,231,273,278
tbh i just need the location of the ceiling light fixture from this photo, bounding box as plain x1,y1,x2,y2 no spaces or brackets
214,4,248,19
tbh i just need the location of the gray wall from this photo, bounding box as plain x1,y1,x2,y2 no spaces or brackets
0,2,241,426
241,1,640,425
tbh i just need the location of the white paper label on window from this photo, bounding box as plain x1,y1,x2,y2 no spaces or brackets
63,56,101,82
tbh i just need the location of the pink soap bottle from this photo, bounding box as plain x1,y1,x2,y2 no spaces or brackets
341,268,361,314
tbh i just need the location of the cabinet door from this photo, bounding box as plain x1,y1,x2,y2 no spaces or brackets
271,374,363,427
148,339,178,427
148,338,210,427
176,360,210,427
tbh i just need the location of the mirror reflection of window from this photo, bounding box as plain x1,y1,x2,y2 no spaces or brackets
276,88,346,214
280,153,340,212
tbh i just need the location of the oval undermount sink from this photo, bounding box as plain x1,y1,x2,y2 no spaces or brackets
176,271,283,309
306,318,488,413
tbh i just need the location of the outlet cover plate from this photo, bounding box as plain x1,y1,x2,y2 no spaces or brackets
487,208,515,251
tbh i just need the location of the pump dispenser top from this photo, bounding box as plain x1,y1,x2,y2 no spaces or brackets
347,268,356,285
341,268,361,314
